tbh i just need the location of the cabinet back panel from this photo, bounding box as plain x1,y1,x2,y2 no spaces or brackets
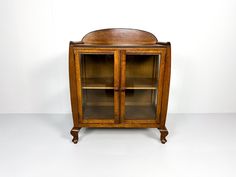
126,55,159,79
81,54,114,79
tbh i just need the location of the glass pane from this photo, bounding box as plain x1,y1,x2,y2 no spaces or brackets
81,54,114,89
125,54,160,120
80,54,114,119
82,89,114,119
125,90,156,119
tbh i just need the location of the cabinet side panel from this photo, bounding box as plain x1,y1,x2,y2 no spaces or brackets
69,46,79,127
156,52,166,124
160,45,171,128
74,51,83,123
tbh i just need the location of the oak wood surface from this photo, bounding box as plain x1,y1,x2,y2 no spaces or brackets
160,44,171,129
69,45,79,127
82,28,158,45
69,28,171,143
114,50,120,123
78,123,159,128
74,51,83,123
120,50,126,123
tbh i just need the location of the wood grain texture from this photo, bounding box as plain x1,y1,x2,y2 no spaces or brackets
160,43,171,129
78,123,159,128
69,45,79,127
82,28,158,45
74,51,83,123
120,50,126,123
156,50,166,124
114,50,120,123
69,29,171,144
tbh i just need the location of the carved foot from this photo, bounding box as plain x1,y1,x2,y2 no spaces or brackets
70,127,81,144
158,127,169,144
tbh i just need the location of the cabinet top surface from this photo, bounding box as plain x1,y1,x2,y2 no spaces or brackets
70,28,170,48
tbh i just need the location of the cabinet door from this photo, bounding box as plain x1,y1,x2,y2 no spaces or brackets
120,49,166,123
74,50,120,124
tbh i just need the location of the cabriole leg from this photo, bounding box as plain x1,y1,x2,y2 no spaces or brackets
70,127,81,144
158,127,169,144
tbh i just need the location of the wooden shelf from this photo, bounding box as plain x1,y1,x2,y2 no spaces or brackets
126,78,157,90
82,78,157,90
82,78,114,89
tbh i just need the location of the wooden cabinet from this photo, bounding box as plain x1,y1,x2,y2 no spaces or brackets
69,28,171,144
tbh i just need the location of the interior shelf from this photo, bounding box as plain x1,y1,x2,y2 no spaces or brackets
82,78,114,89
126,78,157,90
82,78,157,90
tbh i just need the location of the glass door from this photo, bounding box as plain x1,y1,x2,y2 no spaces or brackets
120,50,166,123
74,50,119,123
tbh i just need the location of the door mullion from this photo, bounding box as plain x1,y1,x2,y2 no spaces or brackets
114,50,120,123
120,50,126,123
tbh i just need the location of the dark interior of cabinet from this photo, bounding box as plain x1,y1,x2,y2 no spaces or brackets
80,54,160,120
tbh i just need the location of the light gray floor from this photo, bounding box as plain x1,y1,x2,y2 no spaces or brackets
0,114,235,177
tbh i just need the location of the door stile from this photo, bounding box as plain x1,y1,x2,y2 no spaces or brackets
74,50,83,123
120,50,126,123
114,50,120,123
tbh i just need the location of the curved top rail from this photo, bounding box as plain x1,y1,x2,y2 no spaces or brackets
82,28,158,45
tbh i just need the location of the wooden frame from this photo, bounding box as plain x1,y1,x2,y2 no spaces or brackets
69,28,171,144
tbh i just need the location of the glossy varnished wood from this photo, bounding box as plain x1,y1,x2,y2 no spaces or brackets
69,28,171,144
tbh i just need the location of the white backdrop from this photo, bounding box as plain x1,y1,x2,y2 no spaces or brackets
0,0,236,113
